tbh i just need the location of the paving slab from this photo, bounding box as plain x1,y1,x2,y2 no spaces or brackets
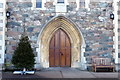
36,71,62,78
119,72,120,79
0,71,2,79
62,71,95,78
91,72,118,78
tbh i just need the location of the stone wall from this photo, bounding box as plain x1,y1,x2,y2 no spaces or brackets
5,0,114,69
118,1,120,68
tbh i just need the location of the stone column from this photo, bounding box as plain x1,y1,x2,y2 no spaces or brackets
85,0,90,10
0,0,6,71
113,0,119,71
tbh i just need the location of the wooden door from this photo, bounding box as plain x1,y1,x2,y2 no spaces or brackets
49,29,71,67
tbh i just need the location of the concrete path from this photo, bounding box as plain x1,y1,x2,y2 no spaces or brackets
2,68,119,79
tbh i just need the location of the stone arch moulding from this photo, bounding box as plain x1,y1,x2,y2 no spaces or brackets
36,15,87,70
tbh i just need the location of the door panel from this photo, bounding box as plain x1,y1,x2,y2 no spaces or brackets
49,29,71,67
54,31,60,66
66,35,71,66
49,36,55,67
60,29,66,67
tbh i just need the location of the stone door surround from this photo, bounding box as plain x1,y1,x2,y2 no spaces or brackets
38,15,85,68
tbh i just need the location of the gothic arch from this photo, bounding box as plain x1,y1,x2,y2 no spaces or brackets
37,15,86,69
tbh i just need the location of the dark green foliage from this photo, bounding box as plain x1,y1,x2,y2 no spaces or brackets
12,35,35,69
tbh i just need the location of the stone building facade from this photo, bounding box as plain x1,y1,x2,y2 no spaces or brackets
118,1,120,70
0,0,119,70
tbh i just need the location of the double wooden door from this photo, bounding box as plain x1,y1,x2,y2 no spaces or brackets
49,29,71,67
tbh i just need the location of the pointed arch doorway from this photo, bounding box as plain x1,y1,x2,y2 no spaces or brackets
49,29,71,67
37,16,86,69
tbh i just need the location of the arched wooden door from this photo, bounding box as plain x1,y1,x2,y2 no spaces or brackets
49,29,71,67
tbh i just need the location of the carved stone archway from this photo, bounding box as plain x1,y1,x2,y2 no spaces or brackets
37,16,86,69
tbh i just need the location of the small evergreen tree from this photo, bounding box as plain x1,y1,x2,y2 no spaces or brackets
12,35,35,70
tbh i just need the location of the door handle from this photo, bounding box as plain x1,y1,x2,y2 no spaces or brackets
60,52,63,55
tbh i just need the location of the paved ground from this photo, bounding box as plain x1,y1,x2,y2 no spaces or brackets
0,71,2,79
1,68,119,79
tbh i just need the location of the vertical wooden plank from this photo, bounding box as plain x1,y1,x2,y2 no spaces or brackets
65,34,71,67
54,30,60,66
60,29,66,67
49,49,55,67
49,36,55,67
